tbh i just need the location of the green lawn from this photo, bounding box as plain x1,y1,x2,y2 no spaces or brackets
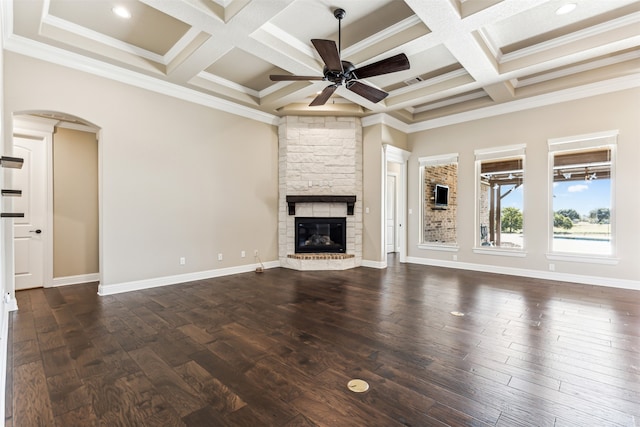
554,221,611,238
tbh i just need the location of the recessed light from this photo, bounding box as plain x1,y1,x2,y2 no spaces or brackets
555,3,577,15
112,5,131,19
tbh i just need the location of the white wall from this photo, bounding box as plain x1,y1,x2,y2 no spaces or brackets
407,88,640,288
3,52,279,292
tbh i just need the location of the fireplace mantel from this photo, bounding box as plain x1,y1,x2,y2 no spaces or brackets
286,195,356,215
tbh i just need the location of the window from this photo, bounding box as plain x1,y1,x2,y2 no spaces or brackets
475,145,525,252
419,153,458,248
549,131,617,257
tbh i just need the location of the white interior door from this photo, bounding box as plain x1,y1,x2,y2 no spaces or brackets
13,136,47,290
386,174,397,253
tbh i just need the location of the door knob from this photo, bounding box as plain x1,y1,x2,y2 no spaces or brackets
29,229,42,234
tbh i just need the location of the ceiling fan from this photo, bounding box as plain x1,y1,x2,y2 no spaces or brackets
269,8,410,106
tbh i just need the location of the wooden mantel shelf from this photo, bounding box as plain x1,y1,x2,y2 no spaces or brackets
286,195,356,215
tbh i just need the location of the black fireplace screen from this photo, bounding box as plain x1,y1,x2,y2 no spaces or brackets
295,217,346,253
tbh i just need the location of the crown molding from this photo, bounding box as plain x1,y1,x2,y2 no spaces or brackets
408,73,640,133
3,34,280,126
361,113,411,133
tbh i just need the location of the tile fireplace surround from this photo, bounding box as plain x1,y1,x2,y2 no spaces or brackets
278,116,363,270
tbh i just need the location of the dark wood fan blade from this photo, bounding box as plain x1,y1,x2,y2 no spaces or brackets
352,53,410,79
270,75,324,81
311,39,343,72
346,81,388,103
309,85,337,106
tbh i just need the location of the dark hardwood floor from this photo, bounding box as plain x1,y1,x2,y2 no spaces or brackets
5,256,640,426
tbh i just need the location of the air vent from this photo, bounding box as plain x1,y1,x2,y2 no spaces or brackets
404,76,423,86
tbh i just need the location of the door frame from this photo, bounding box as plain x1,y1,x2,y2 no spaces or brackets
12,116,56,288
383,144,411,263
386,172,399,253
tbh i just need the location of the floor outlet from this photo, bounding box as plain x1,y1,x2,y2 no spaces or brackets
218,253,223,261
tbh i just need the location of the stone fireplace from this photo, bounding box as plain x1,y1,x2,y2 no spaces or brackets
278,116,362,270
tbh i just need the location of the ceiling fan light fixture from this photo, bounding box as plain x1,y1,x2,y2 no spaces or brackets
555,3,577,15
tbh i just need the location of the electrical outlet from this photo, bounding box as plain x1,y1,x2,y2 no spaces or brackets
254,249,258,257
549,263,555,271
218,253,223,261
453,255,458,261
179,257,186,265
241,251,246,258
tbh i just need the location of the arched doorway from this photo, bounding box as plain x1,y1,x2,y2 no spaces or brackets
11,111,100,292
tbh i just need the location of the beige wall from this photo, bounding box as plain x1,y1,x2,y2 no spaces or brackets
362,124,384,262
362,123,408,263
4,52,279,288
408,88,640,283
53,127,98,277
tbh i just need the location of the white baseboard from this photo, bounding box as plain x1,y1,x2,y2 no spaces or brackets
97,261,280,296
406,256,640,291
52,273,100,287
361,259,387,269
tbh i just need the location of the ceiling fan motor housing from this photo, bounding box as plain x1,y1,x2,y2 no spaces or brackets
323,61,355,85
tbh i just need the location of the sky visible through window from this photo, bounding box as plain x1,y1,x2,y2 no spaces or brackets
553,179,611,216
496,179,610,217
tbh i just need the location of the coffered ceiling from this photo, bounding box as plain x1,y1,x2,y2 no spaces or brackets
3,0,640,129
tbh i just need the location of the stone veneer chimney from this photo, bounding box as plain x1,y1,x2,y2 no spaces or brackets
278,116,362,270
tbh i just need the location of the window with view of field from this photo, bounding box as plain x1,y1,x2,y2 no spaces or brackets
475,145,525,251
550,139,615,256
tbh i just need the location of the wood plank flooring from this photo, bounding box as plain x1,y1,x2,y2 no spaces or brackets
5,256,640,426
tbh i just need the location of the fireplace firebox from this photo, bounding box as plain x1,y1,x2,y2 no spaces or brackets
295,217,346,253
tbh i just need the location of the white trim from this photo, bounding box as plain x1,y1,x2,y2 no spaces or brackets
343,16,422,60
418,153,460,248
472,247,527,257
42,14,166,64
361,259,387,269
406,256,640,291
548,129,618,151
383,145,411,264
52,273,100,287
408,74,640,132
546,253,619,265
12,118,56,289
474,143,526,160
3,34,279,126
547,131,617,258
418,152,459,167
501,12,640,63
383,144,411,163
418,243,459,252
97,261,280,296
361,114,411,134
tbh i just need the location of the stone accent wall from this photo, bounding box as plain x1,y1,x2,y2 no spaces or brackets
278,116,362,270
424,164,457,243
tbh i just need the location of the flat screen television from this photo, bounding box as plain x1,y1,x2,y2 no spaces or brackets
434,184,449,208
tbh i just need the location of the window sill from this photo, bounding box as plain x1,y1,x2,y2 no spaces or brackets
473,247,527,257
418,243,459,252
546,252,619,265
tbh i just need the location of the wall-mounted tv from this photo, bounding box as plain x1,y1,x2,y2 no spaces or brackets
434,184,449,208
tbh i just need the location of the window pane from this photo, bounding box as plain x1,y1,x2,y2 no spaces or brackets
552,148,611,255
423,163,457,244
478,157,524,249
